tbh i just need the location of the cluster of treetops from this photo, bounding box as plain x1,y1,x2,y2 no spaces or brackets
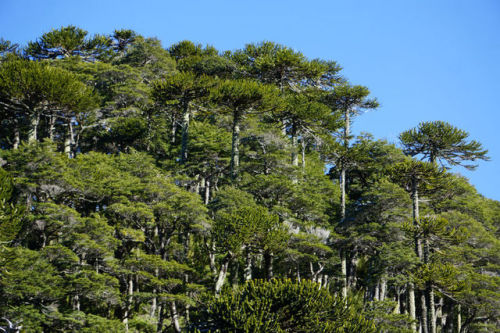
0,26,498,333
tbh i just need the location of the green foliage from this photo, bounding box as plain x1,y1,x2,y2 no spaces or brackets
400,120,489,169
26,25,112,61
195,279,377,332
0,30,498,332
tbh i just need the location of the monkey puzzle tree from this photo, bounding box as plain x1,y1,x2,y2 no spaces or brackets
196,279,377,333
323,83,378,220
210,79,282,180
399,120,489,169
0,57,96,153
390,160,447,333
26,25,111,61
151,72,213,163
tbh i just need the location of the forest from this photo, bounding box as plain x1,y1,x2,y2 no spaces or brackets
0,26,499,333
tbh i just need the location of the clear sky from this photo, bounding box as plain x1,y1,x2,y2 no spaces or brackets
1,0,499,200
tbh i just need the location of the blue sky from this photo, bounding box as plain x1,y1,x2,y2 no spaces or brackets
1,0,499,200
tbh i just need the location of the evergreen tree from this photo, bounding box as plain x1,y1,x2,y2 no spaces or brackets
400,120,489,169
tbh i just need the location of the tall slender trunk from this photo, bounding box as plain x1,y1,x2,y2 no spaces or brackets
49,114,56,141
409,282,417,332
170,301,181,333
264,251,273,280
204,179,210,205
301,137,306,170
374,283,380,301
171,115,177,144
380,277,387,301
123,275,134,332
13,118,20,149
64,119,74,158
291,124,298,167
215,254,231,294
341,250,347,299
424,238,436,333
230,110,241,180
180,102,190,164
244,249,252,281
421,291,429,333
412,181,422,258
395,287,401,314
156,304,165,333
28,112,40,143
456,304,461,333
339,111,350,300
340,108,350,222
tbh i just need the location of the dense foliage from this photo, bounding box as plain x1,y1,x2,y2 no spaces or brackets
0,27,498,333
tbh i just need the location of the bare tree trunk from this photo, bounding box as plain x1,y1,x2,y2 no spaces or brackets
64,120,74,158
380,277,387,301
230,110,241,180
180,103,190,164
291,127,298,167
171,115,177,144
412,182,422,258
301,137,306,170
205,179,210,205
13,118,20,150
340,108,350,222
156,304,164,333
409,282,417,332
170,301,181,333
456,304,461,333
341,250,347,299
123,275,134,332
28,112,39,143
395,287,401,314
421,291,429,333
244,249,252,281
423,238,436,333
49,114,56,141
150,268,159,320
291,125,298,183
264,251,273,280
215,254,231,294
374,282,380,301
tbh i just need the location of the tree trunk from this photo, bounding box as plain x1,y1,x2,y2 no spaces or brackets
423,238,436,333
340,108,350,222
123,275,134,332
291,125,298,183
215,254,231,294
180,102,190,164
301,137,306,170
230,110,241,180
456,304,461,333
264,250,273,280
409,282,417,332
64,119,74,158
171,115,177,144
170,301,181,333
380,277,387,301
49,114,56,141
412,181,422,258
374,282,380,301
244,249,252,281
156,304,164,333
28,112,40,143
291,124,298,166
421,291,429,333
13,118,20,150
204,179,210,205
341,250,347,299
